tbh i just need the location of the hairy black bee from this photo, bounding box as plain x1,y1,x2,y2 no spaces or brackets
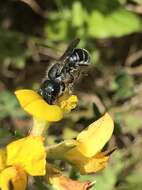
38,38,90,105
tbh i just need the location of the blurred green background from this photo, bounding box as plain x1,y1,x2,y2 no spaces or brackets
0,0,142,189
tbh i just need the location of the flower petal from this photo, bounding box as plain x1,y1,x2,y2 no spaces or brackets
79,153,109,174
0,149,6,172
50,175,93,190
46,163,94,190
0,166,27,190
64,148,115,174
77,113,114,157
15,90,63,122
46,139,77,160
6,136,46,176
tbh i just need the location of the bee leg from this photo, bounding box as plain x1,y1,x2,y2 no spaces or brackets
68,72,74,83
67,74,74,94
68,84,73,94
76,70,81,79
48,63,62,81
59,82,65,96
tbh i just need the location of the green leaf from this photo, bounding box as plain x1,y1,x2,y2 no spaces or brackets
118,171,142,190
0,91,26,119
72,1,86,27
0,29,28,68
87,8,141,38
117,112,142,132
0,128,13,147
131,0,142,4
113,72,134,101
45,10,70,41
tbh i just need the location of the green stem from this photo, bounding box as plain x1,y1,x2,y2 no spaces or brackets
30,117,50,137
46,139,76,160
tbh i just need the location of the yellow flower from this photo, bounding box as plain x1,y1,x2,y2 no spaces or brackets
0,166,27,190
64,113,115,174
6,136,46,176
0,136,46,190
15,90,78,122
0,149,6,172
77,113,114,157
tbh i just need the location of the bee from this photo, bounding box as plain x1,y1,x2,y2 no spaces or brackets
38,38,90,105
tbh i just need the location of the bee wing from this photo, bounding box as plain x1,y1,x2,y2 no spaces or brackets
37,46,60,61
59,38,80,61
37,38,80,62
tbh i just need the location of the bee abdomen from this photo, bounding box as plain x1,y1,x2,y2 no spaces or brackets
69,48,90,66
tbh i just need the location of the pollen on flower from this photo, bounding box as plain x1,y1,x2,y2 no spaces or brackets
59,95,78,113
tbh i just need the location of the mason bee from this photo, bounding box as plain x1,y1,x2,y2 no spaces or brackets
38,38,90,105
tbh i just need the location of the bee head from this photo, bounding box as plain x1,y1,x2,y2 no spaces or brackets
38,80,60,105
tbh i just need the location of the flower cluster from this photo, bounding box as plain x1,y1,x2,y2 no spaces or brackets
0,89,115,190
0,136,46,190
